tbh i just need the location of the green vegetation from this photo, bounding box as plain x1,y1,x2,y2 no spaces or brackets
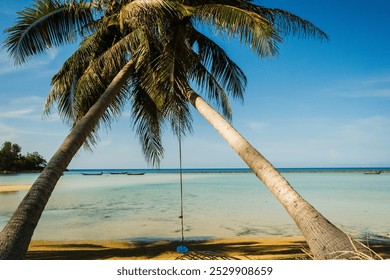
0,141,47,173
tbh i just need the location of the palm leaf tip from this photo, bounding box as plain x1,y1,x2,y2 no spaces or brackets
194,4,284,57
261,8,329,41
3,0,95,65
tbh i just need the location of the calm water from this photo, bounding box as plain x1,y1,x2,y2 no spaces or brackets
0,169,389,241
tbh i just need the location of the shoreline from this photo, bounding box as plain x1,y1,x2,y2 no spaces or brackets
26,236,390,260
0,170,42,175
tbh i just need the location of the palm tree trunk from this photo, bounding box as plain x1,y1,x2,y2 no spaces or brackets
186,89,374,259
0,60,134,260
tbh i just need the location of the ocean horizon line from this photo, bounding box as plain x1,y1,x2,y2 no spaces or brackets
66,167,390,174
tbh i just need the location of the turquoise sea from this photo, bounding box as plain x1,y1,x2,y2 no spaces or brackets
0,168,389,241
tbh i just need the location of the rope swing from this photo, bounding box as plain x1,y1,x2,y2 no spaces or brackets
176,132,188,254
173,129,238,260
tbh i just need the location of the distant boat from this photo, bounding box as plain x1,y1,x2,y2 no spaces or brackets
364,170,381,175
127,172,145,175
82,172,103,175
110,172,127,175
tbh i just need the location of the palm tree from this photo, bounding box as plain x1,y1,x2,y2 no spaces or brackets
0,0,372,259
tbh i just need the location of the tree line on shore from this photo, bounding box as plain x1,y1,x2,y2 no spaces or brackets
0,141,47,173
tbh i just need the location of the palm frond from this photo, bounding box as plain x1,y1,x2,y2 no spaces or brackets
153,22,196,136
251,7,329,41
193,4,282,57
45,27,147,151
165,87,193,138
176,1,328,42
78,69,132,150
173,22,235,121
3,0,95,64
131,84,164,167
188,24,247,102
73,28,148,122
186,47,234,121
44,33,97,123
46,21,145,123
144,19,234,124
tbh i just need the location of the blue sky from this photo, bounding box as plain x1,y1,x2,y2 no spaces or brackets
0,0,389,169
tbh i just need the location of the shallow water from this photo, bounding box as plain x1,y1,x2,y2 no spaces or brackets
0,170,389,241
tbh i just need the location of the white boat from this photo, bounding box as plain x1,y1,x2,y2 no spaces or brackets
81,172,103,175
364,170,381,175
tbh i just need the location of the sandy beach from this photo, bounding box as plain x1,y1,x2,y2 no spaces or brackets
26,237,390,260
25,237,312,260
0,184,32,193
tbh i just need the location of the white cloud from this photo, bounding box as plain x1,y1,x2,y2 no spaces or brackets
0,96,53,122
342,115,389,137
0,48,59,76
0,109,34,118
47,48,59,60
10,96,45,106
0,123,20,140
326,75,390,99
247,121,268,132
0,50,19,75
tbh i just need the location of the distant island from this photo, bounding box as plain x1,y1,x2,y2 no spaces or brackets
0,141,47,174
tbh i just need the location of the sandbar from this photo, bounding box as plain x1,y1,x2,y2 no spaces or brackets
0,185,31,193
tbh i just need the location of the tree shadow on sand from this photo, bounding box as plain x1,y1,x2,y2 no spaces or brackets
24,239,305,260
26,236,390,260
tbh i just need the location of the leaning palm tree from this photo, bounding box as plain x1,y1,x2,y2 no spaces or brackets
0,0,372,259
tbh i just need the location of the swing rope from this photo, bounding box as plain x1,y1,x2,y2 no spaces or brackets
176,132,188,254
175,131,238,259
178,132,184,244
